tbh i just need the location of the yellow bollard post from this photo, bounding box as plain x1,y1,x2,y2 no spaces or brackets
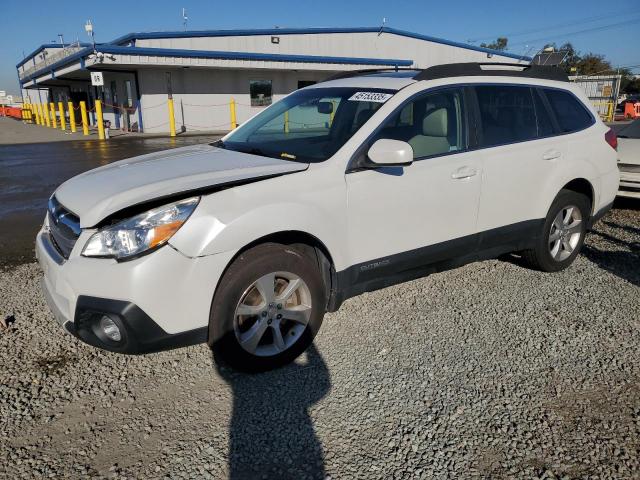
284,110,289,134
50,103,58,128
96,100,105,140
229,98,237,129
68,102,77,133
167,98,176,137
34,104,40,125
80,101,89,136
44,103,51,127
58,102,66,131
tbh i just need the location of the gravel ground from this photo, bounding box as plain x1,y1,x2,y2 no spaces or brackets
1,203,639,480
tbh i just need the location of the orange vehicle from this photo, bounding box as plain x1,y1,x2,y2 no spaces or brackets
624,100,640,119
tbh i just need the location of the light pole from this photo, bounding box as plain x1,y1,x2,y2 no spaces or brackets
85,20,96,53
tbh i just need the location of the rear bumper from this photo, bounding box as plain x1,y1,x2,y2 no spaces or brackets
618,171,640,199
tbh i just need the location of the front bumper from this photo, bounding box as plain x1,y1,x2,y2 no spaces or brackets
36,226,235,354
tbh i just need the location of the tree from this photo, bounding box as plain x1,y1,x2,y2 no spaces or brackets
480,37,508,51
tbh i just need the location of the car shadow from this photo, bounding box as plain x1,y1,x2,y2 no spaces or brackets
213,343,331,480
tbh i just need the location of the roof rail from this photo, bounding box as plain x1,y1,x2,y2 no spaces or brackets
414,63,568,82
326,67,419,81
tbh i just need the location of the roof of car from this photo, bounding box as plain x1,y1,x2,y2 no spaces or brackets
312,63,569,91
308,74,418,91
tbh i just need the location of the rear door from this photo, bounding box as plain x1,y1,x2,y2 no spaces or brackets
473,84,566,249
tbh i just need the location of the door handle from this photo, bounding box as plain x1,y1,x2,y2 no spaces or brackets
451,167,477,180
542,150,561,161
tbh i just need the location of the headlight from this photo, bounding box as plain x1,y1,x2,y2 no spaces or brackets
82,197,199,260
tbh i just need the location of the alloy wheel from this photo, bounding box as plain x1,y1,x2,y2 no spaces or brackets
548,205,583,261
233,271,312,357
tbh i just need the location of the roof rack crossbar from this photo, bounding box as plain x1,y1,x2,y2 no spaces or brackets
414,62,568,82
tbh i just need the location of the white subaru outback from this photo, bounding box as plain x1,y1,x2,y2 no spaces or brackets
37,63,619,371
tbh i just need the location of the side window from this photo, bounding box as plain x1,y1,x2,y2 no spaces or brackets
533,90,555,137
250,80,273,107
372,88,465,159
476,86,537,147
543,89,593,133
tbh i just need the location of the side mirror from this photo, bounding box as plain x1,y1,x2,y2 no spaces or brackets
317,101,333,114
367,139,413,167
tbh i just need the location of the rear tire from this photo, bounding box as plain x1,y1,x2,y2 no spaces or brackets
522,189,590,272
209,243,326,372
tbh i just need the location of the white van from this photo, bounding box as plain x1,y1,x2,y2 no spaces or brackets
37,63,619,371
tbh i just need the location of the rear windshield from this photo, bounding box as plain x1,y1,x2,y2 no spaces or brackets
217,87,395,163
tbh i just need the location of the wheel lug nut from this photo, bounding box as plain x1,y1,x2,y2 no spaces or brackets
261,311,267,317
276,314,282,319
277,304,282,310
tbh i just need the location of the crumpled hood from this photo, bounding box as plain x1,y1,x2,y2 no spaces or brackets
54,144,308,227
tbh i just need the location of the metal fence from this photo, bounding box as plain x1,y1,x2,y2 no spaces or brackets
569,74,621,122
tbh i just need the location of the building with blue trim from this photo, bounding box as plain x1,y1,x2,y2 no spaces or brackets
18,27,529,133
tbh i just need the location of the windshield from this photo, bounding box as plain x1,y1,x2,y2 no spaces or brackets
217,87,396,162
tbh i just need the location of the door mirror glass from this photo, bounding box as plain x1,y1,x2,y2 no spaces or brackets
367,139,413,167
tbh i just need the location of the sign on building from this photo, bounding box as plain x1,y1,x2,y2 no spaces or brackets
90,72,104,86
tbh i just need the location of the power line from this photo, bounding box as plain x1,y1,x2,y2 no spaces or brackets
468,11,628,43
510,16,640,47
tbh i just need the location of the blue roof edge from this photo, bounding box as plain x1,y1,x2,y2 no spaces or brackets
19,45,412,85
100,45,413,66
16,43,93,69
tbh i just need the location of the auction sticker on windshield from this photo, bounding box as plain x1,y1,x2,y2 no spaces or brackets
348,92,393,103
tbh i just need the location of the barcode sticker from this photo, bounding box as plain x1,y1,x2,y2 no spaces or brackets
348,92,393,103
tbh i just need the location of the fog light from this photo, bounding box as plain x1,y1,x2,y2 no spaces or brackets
99,315,122,342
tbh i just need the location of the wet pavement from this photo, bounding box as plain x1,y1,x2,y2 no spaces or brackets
0,135,220,268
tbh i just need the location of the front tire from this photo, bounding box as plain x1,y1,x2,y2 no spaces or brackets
522,189,591,272
209,243,326,372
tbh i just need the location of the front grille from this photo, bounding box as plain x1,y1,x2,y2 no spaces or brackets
618,163,640,174
47,196,80,259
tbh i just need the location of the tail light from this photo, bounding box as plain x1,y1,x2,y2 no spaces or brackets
605,128,617,151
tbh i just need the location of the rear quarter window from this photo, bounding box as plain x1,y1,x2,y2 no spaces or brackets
543,89,594,133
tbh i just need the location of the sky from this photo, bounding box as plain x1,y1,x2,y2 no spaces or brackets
1,0,639,96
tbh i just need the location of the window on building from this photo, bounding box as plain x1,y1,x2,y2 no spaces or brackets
125,80,133,108
372,88,465,159
298,80,316,89
475,85,537,147
110,81,118,105
250,80,272,107
543,89,593,133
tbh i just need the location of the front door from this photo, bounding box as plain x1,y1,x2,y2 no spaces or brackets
345,87,482,287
